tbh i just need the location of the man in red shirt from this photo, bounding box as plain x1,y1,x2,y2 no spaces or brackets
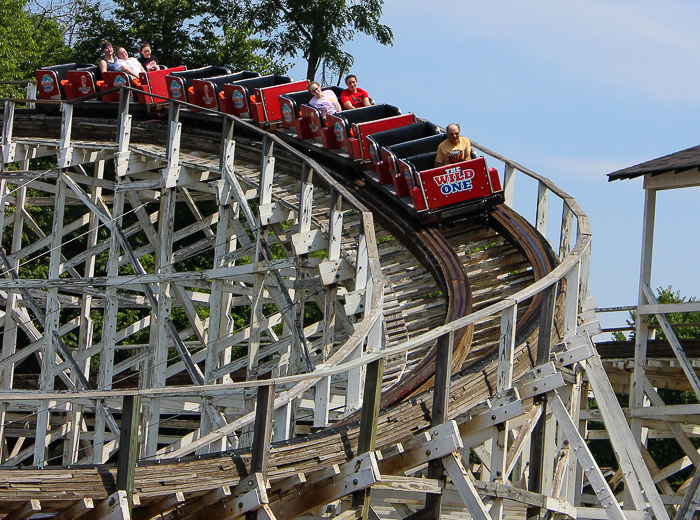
340,74,371,109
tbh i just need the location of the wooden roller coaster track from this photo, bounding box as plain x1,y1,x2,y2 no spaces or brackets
0,87,694,520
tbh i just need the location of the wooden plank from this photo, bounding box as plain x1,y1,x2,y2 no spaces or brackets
82,491,130,520
116,394,141,511
643,283,700,397
549,390,626,520
584,353,669,519
442,452,490,520
51,498,94,520
132,492,185,520
3,500,41,520
250,383,275,477
353,357,386,520
536,181,548,236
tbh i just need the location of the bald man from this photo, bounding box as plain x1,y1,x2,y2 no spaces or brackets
434,124,472,168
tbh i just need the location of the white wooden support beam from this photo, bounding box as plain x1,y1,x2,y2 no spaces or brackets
503,163,515,207
643,283,700,398
459,389,525,438
536,181,548,236
578,241,592,314
0,179,25,463
57,103,73,168
315,190,343,427
148,186,178,451
346,215,371,414
504,403,542,480
25,82,36,109
559,201,574,260
221,139,259,232
516,362,565,400
563,260,581,339
83,491,130,520
442,452,490,520
548,390,627,520
490,303,516,520
162,118,181,188
584,352,669,520
33,171,66,465
201,182,234,448
94,181,125,462
114,90,132,176
2,100,16,164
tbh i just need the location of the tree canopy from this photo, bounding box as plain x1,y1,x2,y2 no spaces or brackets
612,286,700,342
0,0,70,97
242,0,394,82
69,0,287,73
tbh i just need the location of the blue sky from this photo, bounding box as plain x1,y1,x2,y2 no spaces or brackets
282,0,700,335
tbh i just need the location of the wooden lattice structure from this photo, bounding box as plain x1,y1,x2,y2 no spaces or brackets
0,84,697,520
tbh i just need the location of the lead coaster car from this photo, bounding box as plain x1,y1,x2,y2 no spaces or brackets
398,154,503,218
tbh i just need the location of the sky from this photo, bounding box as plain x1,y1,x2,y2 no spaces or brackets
282,0,700,337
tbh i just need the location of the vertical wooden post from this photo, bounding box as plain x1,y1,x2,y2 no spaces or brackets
315,189,343,427
275,164,313,441
250,382,276,477
25,82,36,110
352,352,385,520
346,215,370,413
34,154,67,465
563,261,581,340
559,201,574,261
627,187,656,508
202,176,233,452
491,304,516,520
66,159,104,465
2,100,16,164
116,395,141,512
527,282,557,519
503,163,516,208
94,186,125,463
424,331,454,519
536,182,548,237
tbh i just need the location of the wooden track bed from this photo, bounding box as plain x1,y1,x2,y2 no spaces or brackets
0,114,561,516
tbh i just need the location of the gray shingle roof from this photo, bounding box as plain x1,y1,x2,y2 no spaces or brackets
608,144,700,181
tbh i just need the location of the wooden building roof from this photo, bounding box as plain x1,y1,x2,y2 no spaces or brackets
608,143,700,181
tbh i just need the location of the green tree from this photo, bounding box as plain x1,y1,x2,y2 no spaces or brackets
241,0,394,81
0,0,70,97
69,0,286,73
612,286,700,342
